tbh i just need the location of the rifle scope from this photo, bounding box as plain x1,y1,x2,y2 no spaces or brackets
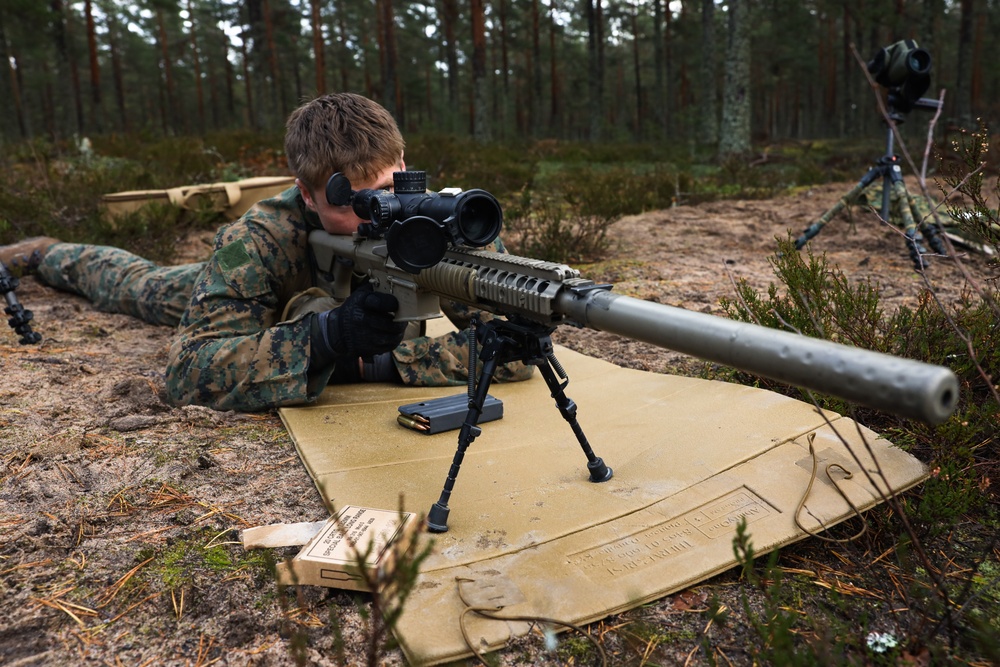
325,170,503,273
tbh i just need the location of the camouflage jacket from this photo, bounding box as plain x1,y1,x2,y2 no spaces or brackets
165,187,530,412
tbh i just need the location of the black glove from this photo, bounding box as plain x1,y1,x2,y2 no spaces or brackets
310,283,406,367
328,351,400,384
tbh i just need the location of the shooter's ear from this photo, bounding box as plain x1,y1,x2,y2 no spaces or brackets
296,178,317,212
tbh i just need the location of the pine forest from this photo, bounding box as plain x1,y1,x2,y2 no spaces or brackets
0,1,994,148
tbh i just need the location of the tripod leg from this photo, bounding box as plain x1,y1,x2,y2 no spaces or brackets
426,355,500,533
905,190,948,256
891,180,929,270
795,170,879,250
536,355,613,483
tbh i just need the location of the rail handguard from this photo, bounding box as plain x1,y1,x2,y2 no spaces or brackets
310,231,959,425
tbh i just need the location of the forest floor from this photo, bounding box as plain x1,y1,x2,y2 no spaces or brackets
1,177,995,666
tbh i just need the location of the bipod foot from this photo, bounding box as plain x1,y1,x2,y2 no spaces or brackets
588,457,613,483
426,502,450,533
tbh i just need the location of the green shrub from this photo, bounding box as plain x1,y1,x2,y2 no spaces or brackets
940,120,1000,270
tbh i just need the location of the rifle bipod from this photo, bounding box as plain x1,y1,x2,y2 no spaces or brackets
426,316,613,533
0,261,42,345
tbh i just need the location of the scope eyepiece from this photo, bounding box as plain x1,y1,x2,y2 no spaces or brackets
367,191,401,226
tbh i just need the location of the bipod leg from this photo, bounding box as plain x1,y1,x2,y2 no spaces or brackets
535,352,613,483
0,261,41,345
426,354,501,533
795,167,881,250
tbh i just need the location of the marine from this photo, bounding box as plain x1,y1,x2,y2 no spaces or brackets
0,93,532,412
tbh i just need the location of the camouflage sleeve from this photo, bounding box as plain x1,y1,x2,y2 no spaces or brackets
165,220,331,411
392,323,534,386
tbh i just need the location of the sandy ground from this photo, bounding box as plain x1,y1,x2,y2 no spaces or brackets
1,177,993,666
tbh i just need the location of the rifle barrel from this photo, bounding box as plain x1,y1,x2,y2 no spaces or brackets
554,289,958,425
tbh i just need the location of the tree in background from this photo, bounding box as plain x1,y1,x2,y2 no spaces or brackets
719,0,750,158
309,0,326,94
470,0,490,140
584,0,603,140
698,0,717,145
953,0,974,129
0,0,994,151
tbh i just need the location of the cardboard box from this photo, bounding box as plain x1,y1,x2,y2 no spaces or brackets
274,505,419,591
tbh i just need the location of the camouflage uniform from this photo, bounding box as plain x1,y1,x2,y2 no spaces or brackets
37,187,532,412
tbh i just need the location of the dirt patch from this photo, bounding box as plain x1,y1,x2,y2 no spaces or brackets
1,179,992,665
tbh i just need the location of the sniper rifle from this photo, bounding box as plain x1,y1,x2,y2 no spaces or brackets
309,171,959,531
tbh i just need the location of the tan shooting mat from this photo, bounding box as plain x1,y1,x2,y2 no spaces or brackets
278,325,927,665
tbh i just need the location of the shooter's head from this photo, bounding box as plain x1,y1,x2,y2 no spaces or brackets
285,93,405,194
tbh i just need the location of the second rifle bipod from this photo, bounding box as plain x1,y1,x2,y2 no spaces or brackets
425,316,613,533
0,260,42,345
794,117,947,271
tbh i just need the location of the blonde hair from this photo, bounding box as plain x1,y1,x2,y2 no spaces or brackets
285,93,405,192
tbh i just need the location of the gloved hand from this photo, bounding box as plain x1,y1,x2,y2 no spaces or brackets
328,351,400,384
310,283,407,367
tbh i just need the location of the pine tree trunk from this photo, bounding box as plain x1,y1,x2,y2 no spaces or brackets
223,26,236,121
498,0,510,136
155,7,177,133
84,0,102,132
698,0,717,145
187,0,206,133
718,0,751,158
652,0,665,135
471,0,491,140
953,0,974,127
239,28,256,129
262,0,286,121
60,1,85,134
631,5,642,140
549,3,559,133
310,0,326,94
440,0,460,129
385,0,401,123
105,9,128,132
822,12,836,130
530,0,542,134
585,0,603,140
971,5,982,113
0,19,27,138
334,0,350,91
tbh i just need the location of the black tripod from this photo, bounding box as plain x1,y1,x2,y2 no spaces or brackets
425,316,613,533
794,109,947,270
1,261,41,345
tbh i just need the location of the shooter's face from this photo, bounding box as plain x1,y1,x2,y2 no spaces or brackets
299,160,403,236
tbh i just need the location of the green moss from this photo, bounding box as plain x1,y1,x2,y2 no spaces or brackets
136,527,268,592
